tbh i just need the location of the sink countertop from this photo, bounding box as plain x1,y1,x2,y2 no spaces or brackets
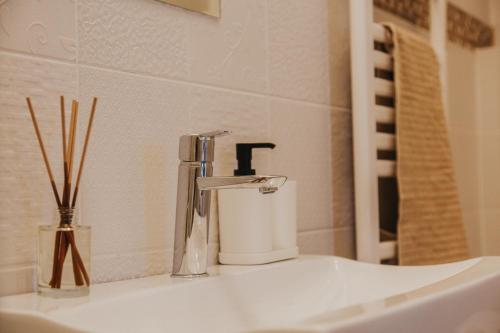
1,255,500,333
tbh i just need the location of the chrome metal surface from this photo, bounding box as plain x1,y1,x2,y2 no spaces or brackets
197,175,287,193
178,130,229,162
171,131,286,277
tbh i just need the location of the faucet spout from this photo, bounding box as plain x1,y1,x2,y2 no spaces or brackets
197,175,287,193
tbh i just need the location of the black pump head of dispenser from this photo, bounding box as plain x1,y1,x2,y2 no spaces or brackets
234,143,275,176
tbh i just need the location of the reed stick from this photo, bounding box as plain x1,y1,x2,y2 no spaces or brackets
66,101,79,207
67,233,89,285
50,97,69,288
60,96,68,180
25,98,62,208
61,96,70,207
49,231,62,288
56,235,70,288
71,97,98,208
70,240,85,286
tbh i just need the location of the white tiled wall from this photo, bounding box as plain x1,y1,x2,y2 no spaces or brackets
0,0,355,296
0,53,77,295
446,0,500,257
476,0,500,256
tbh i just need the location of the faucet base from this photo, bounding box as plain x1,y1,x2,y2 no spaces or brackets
170,273,209,279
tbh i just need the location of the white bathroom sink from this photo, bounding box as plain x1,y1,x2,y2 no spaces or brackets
1,255,500,333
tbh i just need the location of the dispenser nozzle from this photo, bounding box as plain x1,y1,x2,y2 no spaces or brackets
234,143,276,176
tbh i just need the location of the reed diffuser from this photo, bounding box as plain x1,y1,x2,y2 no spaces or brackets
26,96,98,297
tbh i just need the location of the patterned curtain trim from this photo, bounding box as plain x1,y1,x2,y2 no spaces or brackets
374,0,494,48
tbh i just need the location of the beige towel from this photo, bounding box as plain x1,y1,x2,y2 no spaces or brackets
383,23,469,265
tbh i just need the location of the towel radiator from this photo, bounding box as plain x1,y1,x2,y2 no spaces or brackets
350,7,397,263
350,0,447,263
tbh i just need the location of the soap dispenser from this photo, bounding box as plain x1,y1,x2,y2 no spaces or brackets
218,143,298,265
233,143,276,176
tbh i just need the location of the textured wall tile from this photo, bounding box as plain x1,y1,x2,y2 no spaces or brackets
268,0,330,104
479,133,500,211
93,249,170,283
1,0,359,292
449,128,480,213
0,266,34,296
298,229,334,255
269,98,332,232
448,0,491,23
483,210,500,255
207,242,219,266
188,86,270,176
78,0,189,79
0,53,77,295
327,0,351,108
476,49,500,131
188,0,267,93
333,227,355,259
373,7,428,36
331,109,354,228
0,0,76,61
446,43,478,129
78,66,189,275
461,210,481,257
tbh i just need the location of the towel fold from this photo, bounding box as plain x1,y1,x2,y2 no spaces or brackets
383,23,469,265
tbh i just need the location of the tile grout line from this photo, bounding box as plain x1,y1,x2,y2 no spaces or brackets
264,0,270,95
0,264,35,272
76,62,346,110
331,105,351,114
298,227,335,235
332,226,355,232
0,48,76,66
0,48,352,112
299,225,354,235
263,0,272,173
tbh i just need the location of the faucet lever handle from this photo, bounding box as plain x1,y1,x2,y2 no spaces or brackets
198,130,231,139
179,130,231,162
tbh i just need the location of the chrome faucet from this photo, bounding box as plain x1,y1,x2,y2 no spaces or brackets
171,131,287,277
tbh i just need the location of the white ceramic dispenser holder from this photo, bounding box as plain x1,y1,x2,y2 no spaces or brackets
218,143,298,265
218,181,298,265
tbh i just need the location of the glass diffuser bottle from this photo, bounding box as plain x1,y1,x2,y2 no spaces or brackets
38,207,91,297
26,96,98,298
